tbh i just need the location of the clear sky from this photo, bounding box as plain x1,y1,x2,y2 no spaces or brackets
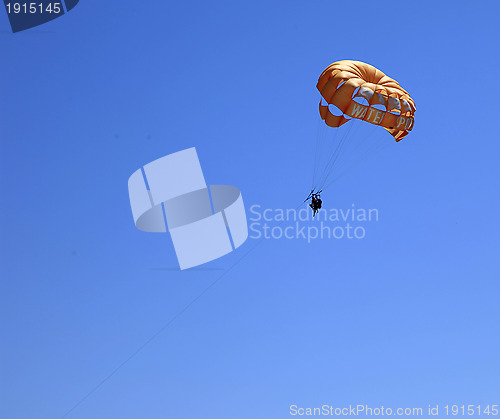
1,1,499,418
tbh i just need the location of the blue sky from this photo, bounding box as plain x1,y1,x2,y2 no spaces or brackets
1,1,499,418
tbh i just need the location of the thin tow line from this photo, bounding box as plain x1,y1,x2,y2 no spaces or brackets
60,201,305,418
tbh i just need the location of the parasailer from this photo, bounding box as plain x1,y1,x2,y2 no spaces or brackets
309,193,322,217
308,60,416,201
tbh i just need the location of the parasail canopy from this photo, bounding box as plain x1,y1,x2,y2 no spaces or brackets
317,60,416,141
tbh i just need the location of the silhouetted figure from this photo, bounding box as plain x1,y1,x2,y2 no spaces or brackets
309,193,322,216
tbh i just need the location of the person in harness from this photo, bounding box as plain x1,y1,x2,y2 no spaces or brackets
309,193,322,217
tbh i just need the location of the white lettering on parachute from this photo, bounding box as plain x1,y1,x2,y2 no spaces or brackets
351,103,367,119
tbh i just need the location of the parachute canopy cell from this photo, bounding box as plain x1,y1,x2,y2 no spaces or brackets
317,60,416,141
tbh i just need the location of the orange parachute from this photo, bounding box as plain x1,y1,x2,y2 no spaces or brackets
317,60,416,141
